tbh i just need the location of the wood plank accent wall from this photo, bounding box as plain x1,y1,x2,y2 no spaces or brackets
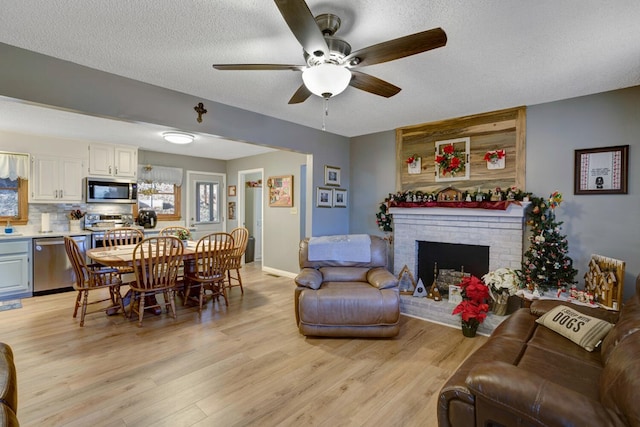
395,106,527,193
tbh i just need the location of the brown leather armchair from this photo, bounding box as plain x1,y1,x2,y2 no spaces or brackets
0,343,18,427
294,235,400,338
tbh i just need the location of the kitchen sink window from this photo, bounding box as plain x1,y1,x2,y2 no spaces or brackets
0,153,29,225
134,164,183,221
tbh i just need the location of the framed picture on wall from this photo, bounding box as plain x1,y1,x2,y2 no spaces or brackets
332,188,347,208
267,175,293,207
316,187,332,208
574,145,629,195
228,201,236,220
228,185,236,197
324,165,341,186
434,137,470,182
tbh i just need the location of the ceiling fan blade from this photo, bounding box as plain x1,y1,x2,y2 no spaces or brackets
288,84,312,104
274,0,328,57
213,64,304,71
345,27,447,68
349,70,401,98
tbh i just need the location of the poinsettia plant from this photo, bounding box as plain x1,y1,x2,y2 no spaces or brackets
435,143,465,176
452,300,490,325
406,154,420,164
483,149,506,162
482,268,519,304
452,275,490,327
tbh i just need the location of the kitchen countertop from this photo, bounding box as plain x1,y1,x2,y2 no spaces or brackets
0,230,92,241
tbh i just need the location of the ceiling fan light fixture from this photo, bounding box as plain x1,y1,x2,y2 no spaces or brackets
302,63,351,99
162,131,194,145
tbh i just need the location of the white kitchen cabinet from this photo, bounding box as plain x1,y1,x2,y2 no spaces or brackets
88,143,137,178
0,240,31,300
30,155,84,203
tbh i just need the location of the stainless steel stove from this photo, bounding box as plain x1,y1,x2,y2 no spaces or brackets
85,213,142,247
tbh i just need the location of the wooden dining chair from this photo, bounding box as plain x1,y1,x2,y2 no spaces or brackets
104,227,144,285
64,236,125,326
184,232,234,313
159,226,191,239
226,227,249,294
104,227,144,247
158,226,190,284
129,236,184,326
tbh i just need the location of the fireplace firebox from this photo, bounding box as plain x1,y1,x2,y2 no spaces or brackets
417,241,489,291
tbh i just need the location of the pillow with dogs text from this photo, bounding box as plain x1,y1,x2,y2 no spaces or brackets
535,305,614,352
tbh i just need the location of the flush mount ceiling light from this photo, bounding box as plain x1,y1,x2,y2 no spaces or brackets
162,131,194,144
302,63,351,99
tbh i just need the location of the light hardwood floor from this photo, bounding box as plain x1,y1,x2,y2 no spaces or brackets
0,263,487,427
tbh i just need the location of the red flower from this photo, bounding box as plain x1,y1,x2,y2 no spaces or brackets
459,275,490,302
483,149,505,162
449,156,460,170
452,300,490,323
443,144,455,154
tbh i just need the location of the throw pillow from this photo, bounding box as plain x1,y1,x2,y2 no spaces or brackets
536,305,614,352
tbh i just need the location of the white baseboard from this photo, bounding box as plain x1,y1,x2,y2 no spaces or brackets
262,266,297,279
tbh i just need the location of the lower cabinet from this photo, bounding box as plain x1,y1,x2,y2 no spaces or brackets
0,240,31,300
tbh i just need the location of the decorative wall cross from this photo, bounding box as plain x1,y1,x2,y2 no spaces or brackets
194,102,208,123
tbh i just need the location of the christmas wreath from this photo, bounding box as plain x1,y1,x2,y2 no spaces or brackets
435,143,465,176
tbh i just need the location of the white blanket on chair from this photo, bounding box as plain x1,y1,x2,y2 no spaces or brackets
308,234,371,262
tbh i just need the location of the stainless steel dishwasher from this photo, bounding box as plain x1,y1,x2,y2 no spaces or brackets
33,235,87,296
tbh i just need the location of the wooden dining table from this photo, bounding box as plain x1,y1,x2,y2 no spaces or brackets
87,240,233,302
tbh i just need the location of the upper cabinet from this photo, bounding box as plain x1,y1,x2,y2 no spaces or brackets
88,143,137,178
30,155,84,203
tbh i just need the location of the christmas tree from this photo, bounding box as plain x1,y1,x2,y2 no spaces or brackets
520,191,577,290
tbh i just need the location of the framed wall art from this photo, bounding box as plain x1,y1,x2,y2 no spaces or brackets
332,188,347,208
574,145,629,195
267,175,293,207
435,137,470,182
228,185,236,197
324,165,341,186
316,187,332,208
228,201,236,220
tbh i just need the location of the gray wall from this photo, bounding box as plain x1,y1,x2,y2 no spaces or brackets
349,130,396,237
526,86,640,300
350,86,640,301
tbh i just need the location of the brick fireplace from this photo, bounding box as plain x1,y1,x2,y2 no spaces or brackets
389,203,529,334
390,203,529,277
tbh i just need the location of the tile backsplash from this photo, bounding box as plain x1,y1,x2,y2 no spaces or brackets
26,203,132,233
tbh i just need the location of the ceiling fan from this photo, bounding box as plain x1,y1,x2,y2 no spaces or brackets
212,0,447,104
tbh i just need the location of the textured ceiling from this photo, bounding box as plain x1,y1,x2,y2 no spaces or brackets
1,0,640,152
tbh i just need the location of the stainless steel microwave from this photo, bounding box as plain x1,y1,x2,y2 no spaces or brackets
86,178,138,204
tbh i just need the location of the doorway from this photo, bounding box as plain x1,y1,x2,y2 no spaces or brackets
185,171,225,240
237,169,263,262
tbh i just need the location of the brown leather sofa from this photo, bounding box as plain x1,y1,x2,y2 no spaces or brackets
294,235,400,337
438,274,640,427
0,343,18,427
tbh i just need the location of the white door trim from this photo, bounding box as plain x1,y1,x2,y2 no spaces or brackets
185,170,226,233
237,168,264,262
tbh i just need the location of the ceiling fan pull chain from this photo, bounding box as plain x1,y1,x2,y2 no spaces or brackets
322,97,329,131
